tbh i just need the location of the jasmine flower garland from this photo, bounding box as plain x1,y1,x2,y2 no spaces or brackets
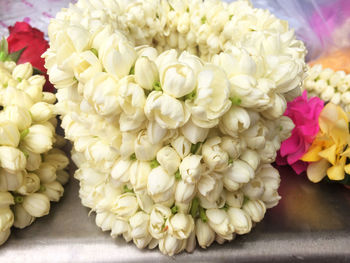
0,57,69,245
45,0,306,256
303,64,350,112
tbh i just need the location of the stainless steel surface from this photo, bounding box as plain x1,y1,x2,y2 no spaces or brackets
0,164,349,262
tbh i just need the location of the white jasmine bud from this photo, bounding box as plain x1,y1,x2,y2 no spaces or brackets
13,204,35,229
227,207,252,234
0,169,24,191
0,207,13,232
21,124,53,154
96,211,116,232
12,62,33,80
224,190,244,208
0,192,14,208
167,213,194,239
42,181,64,202
56,170,69,186
17,173,40,195
147,166,175,203
43,148,70,170
156,146,181,175
179,154,202,184
0,105,31,131
206,209,234,240
0,122,20,147
0,146,26,172
135,56,159,90
180,118,209,144
35,163,57,184
242,177,264,200
242,200,266,223
22,193,50,217
0,229,10,246
30,102,54,123
25,151,41,172
202,137,229,172
195,218,215,249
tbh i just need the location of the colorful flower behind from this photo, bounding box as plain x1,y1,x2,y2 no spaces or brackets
276,91,324,174
4,21,54,92
278,90,350,187
302,103,350,185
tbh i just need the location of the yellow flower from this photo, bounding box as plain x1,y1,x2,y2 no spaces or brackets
301,103,350,182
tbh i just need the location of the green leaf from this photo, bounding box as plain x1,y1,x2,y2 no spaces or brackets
20,128,29,139
184,90,196,101
33,67,44,75
90,48,98,57
14,195,24,204
8,47,26,63
129,65,135,75
230,96,242,106
0,38,8,58
175,170,181,180
171,205,178,214
199,206,208,222
123,185,134,193
0,51,6,62
152,81,162,91
243,196,250,205
39,185,46,193
190,197,199,218
190,142,202,154
130,153,137,161
150,159,160,169
221,203,229,211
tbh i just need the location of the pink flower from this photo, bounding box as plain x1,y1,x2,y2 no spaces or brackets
276,91,324,174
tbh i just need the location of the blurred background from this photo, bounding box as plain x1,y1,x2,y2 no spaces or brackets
1,0,349,61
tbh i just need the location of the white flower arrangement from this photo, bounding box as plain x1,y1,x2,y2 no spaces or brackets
0,61,69,245
303,64,350,111
45,0,306,256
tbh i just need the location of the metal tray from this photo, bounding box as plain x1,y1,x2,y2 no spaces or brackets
0,165,349,263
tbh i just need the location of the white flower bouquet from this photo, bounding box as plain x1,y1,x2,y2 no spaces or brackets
45,0,306,256
0,59,69,245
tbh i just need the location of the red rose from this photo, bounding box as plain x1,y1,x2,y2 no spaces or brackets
7,21,54,92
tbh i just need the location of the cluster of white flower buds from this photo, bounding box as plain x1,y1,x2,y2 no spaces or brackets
303,64,350,112
0,61,69,245
45,0,306,256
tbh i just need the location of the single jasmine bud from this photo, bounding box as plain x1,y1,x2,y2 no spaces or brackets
12,62,33,80
0,122,20,147
16,173,40,195
13,204,35,229
42,181,64,202
0,228,10,246
56,170,70,185
0,207,14,232
22,193,50,218
0,192,14,208
30,102,54,123
135,56,159,90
